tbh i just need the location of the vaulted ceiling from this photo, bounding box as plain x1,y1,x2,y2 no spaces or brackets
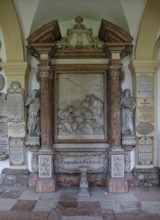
13,0,147,45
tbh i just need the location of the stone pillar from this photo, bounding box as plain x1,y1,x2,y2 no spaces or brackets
107,58,128,193
108,64,121,147
39,65,52,149
35,59,55,192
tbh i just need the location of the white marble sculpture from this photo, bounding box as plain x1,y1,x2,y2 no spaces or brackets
25,89,40,137
121,89,136,146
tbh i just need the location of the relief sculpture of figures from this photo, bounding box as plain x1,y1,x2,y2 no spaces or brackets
25,89,40,137
121,89,136,136
58,94,104,136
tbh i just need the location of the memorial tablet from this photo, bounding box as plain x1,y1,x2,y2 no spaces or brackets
136,98,154,122
0,92,7,116
138,136,153,165
9,138,25,165
7,82,24,121
136,76,153,97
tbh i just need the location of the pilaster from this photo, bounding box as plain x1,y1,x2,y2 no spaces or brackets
131,60,159,169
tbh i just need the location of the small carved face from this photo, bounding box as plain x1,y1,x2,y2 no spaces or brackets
124,89,131,97
32,89,38,98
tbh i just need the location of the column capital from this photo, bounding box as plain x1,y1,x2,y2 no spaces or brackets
130,60,160,74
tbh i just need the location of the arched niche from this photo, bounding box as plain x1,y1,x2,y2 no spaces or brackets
27,17,133,148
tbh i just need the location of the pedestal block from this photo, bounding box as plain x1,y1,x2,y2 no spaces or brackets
35,150,56,192
107,177,128,193
28,173,38,187
35,178,56,192
107,147,128,193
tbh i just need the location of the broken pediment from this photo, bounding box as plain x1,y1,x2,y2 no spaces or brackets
27,17,133,59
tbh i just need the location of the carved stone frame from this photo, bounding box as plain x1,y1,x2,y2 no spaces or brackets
53,64,108,143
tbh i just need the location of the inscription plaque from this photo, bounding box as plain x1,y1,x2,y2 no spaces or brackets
7,82,24,121
138,136,153,165
136,76,153,97
8,122,25,137
54,152,108,173
9,138,25,165
136,122,154,135
136,98,154,122
0,93,7,116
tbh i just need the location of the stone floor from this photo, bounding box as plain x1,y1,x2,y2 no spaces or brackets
0,186,160,220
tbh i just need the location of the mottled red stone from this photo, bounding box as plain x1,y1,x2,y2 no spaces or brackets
35,178,56,192
1,190,24,199
11,200,36,211
107,177,128,193
108,67,121,146
28,173,38,187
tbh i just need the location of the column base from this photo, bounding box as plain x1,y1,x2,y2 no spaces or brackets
107,177,128,193
28,173,38,187
35,177,56,192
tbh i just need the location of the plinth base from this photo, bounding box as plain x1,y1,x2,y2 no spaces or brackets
107,177,128,193
78,189,90,198
35,178,56,192
28,173,38,187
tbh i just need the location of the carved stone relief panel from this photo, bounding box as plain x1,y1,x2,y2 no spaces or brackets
39,155,53,178
7,82,24,121
138,136,153,166
111,154,124,178
9,138,25,165
54,152,108,173
56,72,105,141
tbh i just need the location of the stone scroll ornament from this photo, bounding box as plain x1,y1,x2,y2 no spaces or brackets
25,89,41,150
120,88,137,147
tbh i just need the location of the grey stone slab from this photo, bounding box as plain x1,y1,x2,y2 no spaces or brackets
39,192,60,201
62,217,103,220
141,201,160,214
0,198,17,210
19,188,41,200
100,201,123,213
34,200,57,212
119,201,143,213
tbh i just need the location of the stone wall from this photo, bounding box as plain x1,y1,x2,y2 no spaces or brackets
133,168,159,187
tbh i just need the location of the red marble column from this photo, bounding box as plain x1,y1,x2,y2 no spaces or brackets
108,65,121,147
39,66,52,148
